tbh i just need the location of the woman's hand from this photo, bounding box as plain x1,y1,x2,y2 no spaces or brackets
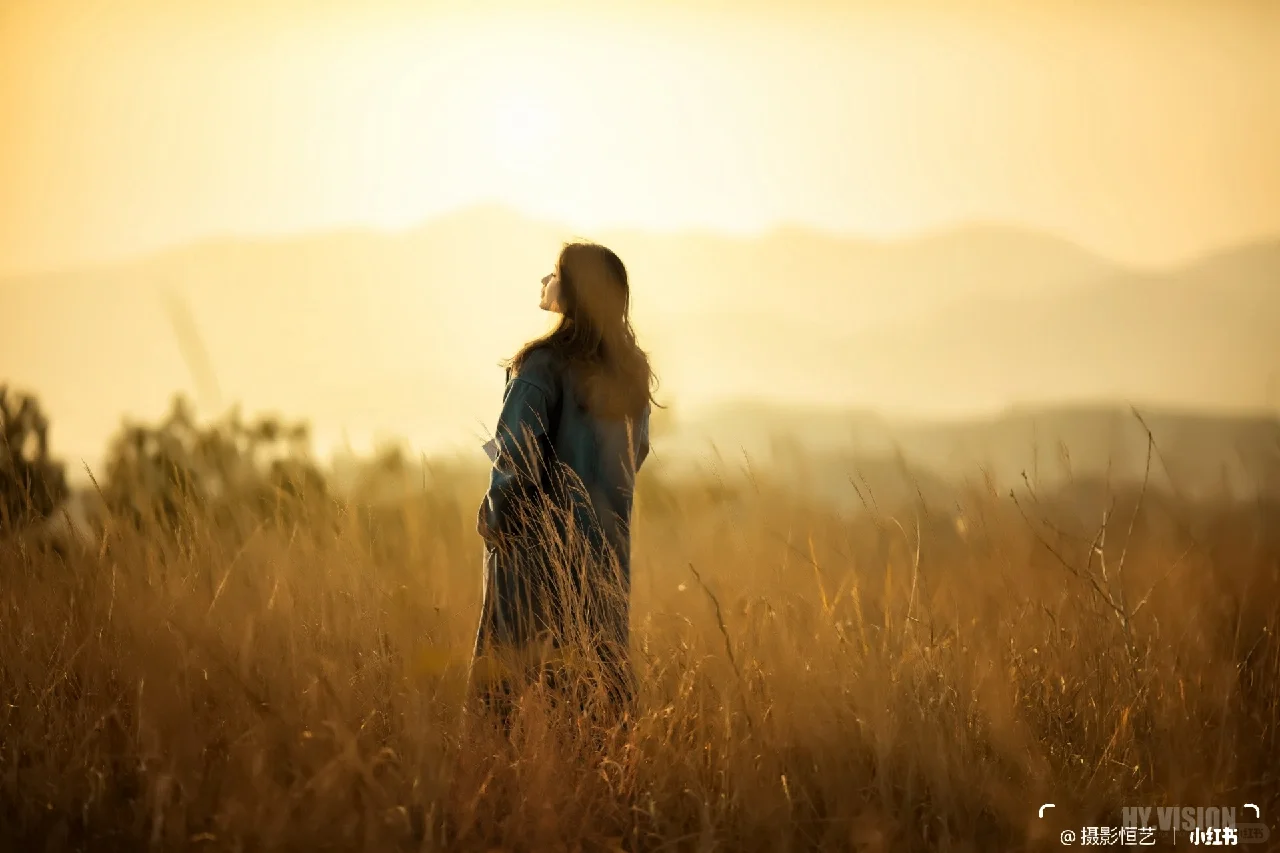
477,500,501,547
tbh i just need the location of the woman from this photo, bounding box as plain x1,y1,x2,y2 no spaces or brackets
470,241,655,728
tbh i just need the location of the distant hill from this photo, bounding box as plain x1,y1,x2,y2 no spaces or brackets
668,402,1280,501
607,218,1113,331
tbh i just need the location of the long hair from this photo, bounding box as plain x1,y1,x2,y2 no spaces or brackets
509,242,657,420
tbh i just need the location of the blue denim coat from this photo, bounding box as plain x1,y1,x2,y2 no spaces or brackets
472,347,649,692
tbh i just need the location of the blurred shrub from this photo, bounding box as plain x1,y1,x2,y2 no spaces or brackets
100,395,330,533
0,386,69,533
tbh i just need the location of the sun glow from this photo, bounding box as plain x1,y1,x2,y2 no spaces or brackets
1,1,1277,275
489,90,561,173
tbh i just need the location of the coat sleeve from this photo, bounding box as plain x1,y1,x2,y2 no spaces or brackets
636,405,651,470
477,359,558,544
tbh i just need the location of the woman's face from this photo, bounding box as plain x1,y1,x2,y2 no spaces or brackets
539,269,563,314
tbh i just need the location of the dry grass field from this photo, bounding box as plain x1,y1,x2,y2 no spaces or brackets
2,449,1278,851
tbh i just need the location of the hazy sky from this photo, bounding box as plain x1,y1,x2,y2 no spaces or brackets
2,0,1278,276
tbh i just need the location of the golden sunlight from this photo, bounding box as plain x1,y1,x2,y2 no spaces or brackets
3,3,1280,849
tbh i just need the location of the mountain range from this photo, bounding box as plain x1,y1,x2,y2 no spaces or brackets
2,205,1277,471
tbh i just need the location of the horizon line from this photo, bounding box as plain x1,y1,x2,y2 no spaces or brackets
4,202,1279,283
